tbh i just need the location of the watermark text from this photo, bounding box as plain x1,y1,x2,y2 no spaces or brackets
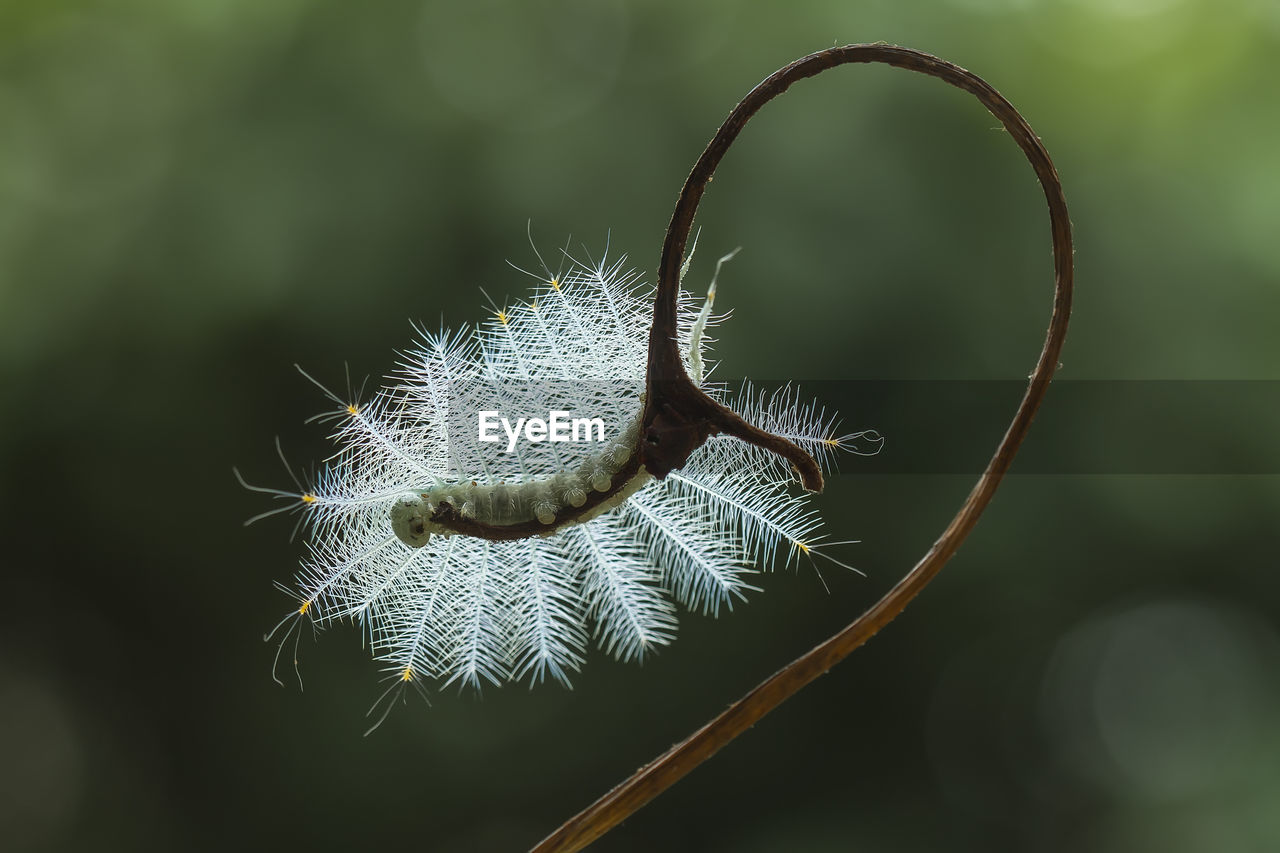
478,410,606,453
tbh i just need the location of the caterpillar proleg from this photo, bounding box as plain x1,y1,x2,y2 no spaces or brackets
244,240,881,697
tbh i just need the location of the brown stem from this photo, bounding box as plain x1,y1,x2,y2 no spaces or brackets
533,43,1074,853
640,376,825,490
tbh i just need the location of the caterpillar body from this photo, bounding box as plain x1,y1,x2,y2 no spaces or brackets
246,242,880,694
391,413,647,545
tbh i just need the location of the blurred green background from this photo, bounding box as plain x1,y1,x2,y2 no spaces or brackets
2,0,1278,850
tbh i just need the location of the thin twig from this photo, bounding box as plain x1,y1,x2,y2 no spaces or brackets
532,43,1074,853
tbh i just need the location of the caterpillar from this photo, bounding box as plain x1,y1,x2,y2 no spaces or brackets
242,239,881,698
386,252,727,546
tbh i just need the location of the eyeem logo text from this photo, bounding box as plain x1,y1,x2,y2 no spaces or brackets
478,411,606,453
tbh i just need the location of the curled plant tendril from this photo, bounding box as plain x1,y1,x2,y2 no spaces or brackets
532,43,1074,853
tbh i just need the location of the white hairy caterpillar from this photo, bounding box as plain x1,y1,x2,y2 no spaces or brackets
242,239,881,708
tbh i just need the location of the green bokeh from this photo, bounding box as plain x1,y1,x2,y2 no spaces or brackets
2,1,1277,850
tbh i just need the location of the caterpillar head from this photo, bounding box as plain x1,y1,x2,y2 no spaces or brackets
390,493,436,548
